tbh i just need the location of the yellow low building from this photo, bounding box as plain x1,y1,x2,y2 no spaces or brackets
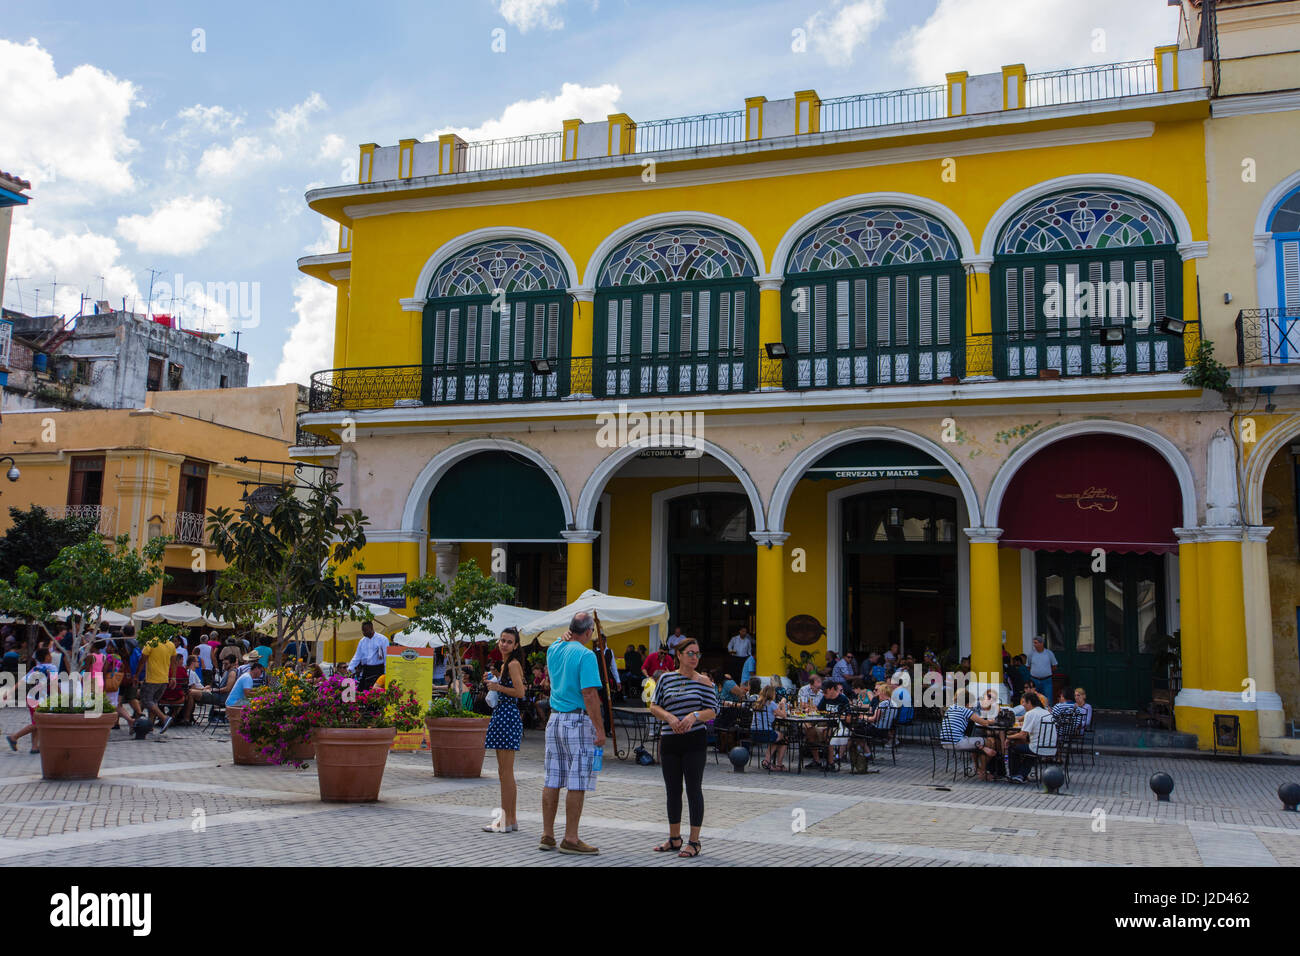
0,385,304,610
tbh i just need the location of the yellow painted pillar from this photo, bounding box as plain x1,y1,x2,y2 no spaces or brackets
569,288,594,396
963,259,993,377
966,528,1003,689
998,548,1023,657
757,277,783,389
752,532,788,678
1243,527,1285,741
1173,530,1202,695
332,279,350,370
562,531,597,604
1177,529,1259,752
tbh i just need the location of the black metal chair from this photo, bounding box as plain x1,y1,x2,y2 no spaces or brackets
204,701,228,733
1014,714,1062,785
863,702,899,765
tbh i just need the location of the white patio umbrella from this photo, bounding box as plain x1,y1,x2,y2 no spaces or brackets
132,602,232,628
54,608,132,628
520,589,670,647
393,602,543,648
268,602,410,643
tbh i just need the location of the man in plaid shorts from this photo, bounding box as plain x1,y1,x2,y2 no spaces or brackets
539,611,606,855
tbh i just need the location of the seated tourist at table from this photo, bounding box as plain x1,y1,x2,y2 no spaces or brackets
815,681,854,769
831,651,856,684
1005,690,1055,782
740,652,757,685
796,674,824,711
714,670,747,707
939,688,999,781
889,675,913,722
753,684,789,771
865,652,887,682
978,688,1001,720
848,677,871,705
1074,687,1093,731
1051,690,1080,732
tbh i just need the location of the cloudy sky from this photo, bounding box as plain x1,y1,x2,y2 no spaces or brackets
0,0,1179,387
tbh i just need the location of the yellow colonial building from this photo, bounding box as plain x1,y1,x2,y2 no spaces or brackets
0,385,305,609
295,3,1300,752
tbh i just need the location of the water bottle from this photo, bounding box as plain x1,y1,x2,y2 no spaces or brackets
592,745,603,772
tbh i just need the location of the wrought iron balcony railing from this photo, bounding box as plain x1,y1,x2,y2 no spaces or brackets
46,505,118,535
294,425,336,448
309,325,1199,411
1236,309,1300,366
367,60,1185,180
167,511,210,547
309,358,593,411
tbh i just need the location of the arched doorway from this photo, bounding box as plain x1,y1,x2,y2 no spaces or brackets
998,433,1183,709
665,492,756,664
840,488,960,662
426,449,572,610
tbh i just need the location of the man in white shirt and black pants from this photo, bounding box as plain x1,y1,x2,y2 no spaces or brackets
726,626,753,682
348,621,389,691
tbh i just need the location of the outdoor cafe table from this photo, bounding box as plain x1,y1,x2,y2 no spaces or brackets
973,719,1023,779
773,714,837,774
612,706,659,762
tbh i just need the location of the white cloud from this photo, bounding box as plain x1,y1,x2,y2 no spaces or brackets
196,135,284,177
0,37,139,193
268,274,335,386
116,195,228,255
805,0,889,67
894,0,1181,84
318,133,346,161
177,103,244,134
272,92,326,136
3,218,143,317
425,81,621,141
497,0,566,32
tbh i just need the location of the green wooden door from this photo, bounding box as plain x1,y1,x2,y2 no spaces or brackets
1036,551,1162,710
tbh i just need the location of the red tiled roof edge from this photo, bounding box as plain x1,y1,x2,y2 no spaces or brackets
0,170,33,192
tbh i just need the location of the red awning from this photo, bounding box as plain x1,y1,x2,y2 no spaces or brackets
999,434,1181,554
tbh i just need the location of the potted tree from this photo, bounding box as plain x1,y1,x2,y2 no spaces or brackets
403,560,515,778
0,533,168,781
203,474,368,667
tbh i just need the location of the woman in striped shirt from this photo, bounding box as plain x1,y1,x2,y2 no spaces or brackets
648,637,717,859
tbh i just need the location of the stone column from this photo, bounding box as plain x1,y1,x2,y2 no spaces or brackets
961,257,993,377
1243,525,1285,742
966,527,1003,692
561,530,599,604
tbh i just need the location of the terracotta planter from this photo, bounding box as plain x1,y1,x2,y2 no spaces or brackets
33,712,117,780
425,716,490,778
227,705,316,765
313,726,396,802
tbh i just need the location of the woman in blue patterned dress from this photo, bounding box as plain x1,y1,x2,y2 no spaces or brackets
482,627,526,833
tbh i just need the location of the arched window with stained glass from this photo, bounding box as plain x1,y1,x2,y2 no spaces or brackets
782,207,965,390
1267,185,1300,361
992,188,1184,380
422,239,573,405
594,226,759,398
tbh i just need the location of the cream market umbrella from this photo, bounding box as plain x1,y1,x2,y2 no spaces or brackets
54,608,131,628
520,589,670,647
265,602,410,643
394,603,543,648
132,602,232,628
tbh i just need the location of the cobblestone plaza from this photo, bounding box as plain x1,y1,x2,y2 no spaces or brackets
3,709,1297,868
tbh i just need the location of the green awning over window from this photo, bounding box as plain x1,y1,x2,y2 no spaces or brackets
428,451,566,540
804,440,946,480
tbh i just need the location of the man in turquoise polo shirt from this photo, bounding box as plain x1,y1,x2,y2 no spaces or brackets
539,612,605,856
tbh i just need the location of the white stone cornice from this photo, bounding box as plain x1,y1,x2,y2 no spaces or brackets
1176,240,1208,260
961,256,993,273
1211,90,1300,118
561,530,600,544
1173,526,1203,543
399,297,425,313
750,531,791,547
567,286,595,303
366,529,428,543
1245,525,1273,543
1197,526,1247,543
964,527,1003,544
756,274,784,291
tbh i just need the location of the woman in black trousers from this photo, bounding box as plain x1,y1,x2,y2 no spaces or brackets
647,637,716,859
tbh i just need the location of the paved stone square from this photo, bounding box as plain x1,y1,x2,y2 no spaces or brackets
2,707,1297,867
